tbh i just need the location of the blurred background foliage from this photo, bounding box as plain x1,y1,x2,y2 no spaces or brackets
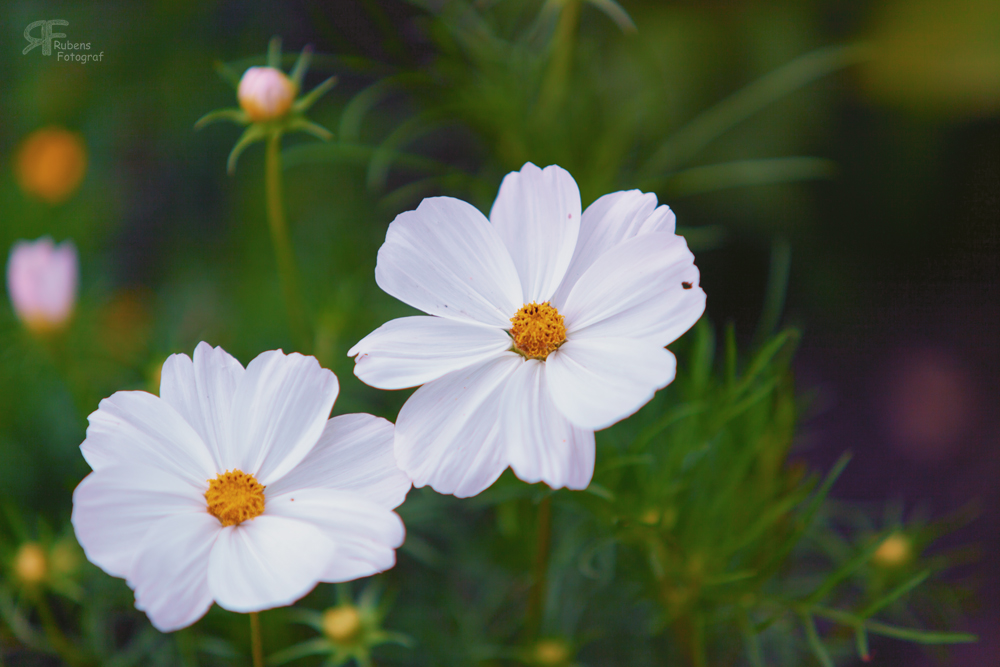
0,0,997,665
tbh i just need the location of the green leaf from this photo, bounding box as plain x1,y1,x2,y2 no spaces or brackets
733,329,799,399
661,157,837,197
366,115,449,191
801,613,835,667
339,78,404,142
754,238,793,348
805,534,888,605
631,402,705,452
758,453,851,576
859,569,931,619
584,0,637,32
862,620,977,645
266,638,333,666
855,625,870,662
738,608,764,667
583,483,615,501
642,44,870,176
811,606,978,645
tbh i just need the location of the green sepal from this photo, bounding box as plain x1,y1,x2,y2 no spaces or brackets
294,76,338,113
267,36,282,69
194,108,248,130
287,118,333,142
290,44,313,88
227,125,269,174
213,60,242,89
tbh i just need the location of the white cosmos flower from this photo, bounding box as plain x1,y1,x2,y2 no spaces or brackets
349,162,706,498
72,342,410,632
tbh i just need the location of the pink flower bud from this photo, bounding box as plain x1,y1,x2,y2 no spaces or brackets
237,66,296,121
6,238,79,333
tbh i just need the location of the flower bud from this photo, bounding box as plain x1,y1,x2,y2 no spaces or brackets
872,532,912,567
532,639,571,666
15,127,87,204
322,605,362,644
6,238,79,334
14,543,48,585
238,67,296,121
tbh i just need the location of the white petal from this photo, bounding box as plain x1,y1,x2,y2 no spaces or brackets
159,342,245,470
489,163,581,303
265,487,404,582
207,516,337,613
231,350,339,485
81,391,216,488
546,339,677,430
561,232,706,346
128,513,219,632
395,355,521,498
501,361,595,490
266,414,411,509
551,190,675,306
71,464,206,580
375,197,522,327
348,316,511,390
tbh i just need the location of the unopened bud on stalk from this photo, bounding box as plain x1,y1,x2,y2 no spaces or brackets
238,67,297,121
6,238,79,334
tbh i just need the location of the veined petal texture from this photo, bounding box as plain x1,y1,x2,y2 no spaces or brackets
375,196,522,327
349,316,512,389
490,163,581,303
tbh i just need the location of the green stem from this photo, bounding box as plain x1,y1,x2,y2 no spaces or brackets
536,0,581,122
525,495,553,639
264,132,310,351
32,592,86,666
250,611,264,667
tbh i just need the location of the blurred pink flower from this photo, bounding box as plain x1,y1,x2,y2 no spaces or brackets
6,237,78,333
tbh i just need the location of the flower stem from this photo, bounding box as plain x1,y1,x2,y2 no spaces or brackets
525,495,553,638
264,132,310,351
250,611,264,667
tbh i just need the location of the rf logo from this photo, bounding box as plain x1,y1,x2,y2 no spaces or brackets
23,20,69,56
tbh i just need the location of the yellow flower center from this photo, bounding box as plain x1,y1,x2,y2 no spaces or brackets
510,302,566,360
205,470,265,526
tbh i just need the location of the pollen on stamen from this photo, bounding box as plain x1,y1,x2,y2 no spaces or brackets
510,302,567,360
205,469,265,527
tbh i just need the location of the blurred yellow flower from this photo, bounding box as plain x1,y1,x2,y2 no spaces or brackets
322,605,362,643
873,533,912,567
14,542,48,585
533,639,571,666
15,127,87,204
